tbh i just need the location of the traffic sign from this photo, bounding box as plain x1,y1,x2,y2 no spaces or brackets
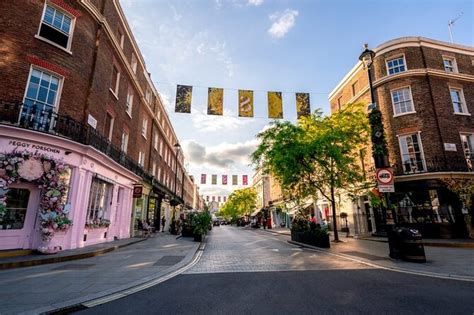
376,168,394,185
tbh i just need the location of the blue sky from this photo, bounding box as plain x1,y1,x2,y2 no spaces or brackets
121,0,473,198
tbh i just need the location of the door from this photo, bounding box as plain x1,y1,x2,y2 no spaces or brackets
0,184,40,250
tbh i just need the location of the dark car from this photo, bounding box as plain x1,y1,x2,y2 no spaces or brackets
213,220,220,227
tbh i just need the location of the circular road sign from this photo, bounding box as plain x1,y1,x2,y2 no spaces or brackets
376,168,394,185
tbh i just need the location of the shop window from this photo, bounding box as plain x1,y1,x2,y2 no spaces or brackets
391,87,414,116
398,133,426,174
22,68,62,130
0,188,30,230
38,4,74,50
386,56,406,75
86,177,112,223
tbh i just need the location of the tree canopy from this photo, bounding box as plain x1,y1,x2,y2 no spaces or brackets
251,104,370,240
219,187,257,221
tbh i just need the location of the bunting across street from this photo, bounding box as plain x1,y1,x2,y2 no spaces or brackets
174,84,312,119
201,174,249,185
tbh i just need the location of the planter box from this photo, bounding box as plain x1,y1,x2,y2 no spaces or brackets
182,226,194,237
291,230,330,248
193,233,204,242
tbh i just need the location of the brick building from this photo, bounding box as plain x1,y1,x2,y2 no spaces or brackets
0,0,196,250
329,37,474,238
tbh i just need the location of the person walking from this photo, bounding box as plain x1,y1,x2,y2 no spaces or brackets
161,215,166,232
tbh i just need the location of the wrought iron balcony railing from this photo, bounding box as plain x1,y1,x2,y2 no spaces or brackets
0,100,183,203
393,155,473,176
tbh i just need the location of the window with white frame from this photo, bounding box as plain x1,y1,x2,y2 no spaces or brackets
22,68,62,129
159,140,163,156
121,130,129,153
153,131,159,150
460,133,474,170
86,177,112,223
138,151,145,167
126,86,133,116
145,88,152,104
386,56,406,75
105,112,114,141
152,162,157,176
450,88,468,114
39,4,74,50
351,81,359,97
157,167,161,181
443,57,457,73
110,65,120,96
117,27,124,49
391,87,414,115
142,118,148,138
131,53,137,74
398,133,425,174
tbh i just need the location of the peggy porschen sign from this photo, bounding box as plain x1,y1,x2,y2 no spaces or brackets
1,139,63,156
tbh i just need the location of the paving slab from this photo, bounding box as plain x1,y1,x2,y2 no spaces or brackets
0,233,200,315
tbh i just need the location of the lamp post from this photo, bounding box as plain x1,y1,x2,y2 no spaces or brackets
359,44,397,230
172,143,181,222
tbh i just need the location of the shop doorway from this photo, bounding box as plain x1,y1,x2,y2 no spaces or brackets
0,184,40,250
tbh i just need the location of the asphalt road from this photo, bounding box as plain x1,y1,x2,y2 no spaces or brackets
76,226,474,315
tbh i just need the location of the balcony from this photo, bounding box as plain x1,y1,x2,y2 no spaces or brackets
0,100,183,203
393,155,473,176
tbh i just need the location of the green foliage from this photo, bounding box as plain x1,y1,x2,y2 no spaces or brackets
193,211,212,236
252,103,370,203
220,188,257,220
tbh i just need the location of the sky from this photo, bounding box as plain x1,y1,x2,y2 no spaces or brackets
121,0,473,198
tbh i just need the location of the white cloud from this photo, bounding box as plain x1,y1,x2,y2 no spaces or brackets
191,109,251,132
247,0,264,6
267,9,298,39
170,5,182,22
182,139,259,171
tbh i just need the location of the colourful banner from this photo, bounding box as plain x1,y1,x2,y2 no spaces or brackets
218,196,221,202
268,91,283,119
232,175,238,185
175,85,192,113
223,196,227,202
222,175,228,185
208,87,224,115
212,174,217,185
296,93,310,118
212,196,215,201
206,196,209,202
242,175,248,186
201,174,206,185
238,90,253,117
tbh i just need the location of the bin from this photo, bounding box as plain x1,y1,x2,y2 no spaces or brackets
388,226,426,263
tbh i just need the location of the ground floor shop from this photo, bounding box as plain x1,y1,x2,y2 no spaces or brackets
0,127,138,251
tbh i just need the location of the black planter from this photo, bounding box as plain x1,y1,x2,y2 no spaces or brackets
291,230,330,248
181,226,194,237
193,233,204,242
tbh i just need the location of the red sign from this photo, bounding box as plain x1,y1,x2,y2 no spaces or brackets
242,175,248,185
222,175,228,185
133,186,143,198
376,168,394,185
201,174,206,184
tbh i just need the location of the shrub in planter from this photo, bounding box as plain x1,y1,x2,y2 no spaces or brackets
182,213,196,237
193,211,212,242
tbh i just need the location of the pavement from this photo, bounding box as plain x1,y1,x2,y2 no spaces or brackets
0,233,201,315
258,227,474,281
77,225,474,315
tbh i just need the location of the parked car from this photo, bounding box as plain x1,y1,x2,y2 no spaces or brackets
213,220,220,227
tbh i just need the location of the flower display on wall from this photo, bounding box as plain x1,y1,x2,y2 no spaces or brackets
0,151,72,241
85,218,111,229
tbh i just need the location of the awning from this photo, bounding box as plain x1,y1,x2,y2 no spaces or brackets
287,199,314,215
251,208,261,216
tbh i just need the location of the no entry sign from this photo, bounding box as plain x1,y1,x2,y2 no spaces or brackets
376,168,395,192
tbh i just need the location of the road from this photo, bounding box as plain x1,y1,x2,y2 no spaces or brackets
77,226,474,314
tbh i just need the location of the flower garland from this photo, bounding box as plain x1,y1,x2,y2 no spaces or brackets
85,218,111,229
0,151,72,241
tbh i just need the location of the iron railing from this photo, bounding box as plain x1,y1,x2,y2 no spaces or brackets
393,155,473,176
0,100,183,203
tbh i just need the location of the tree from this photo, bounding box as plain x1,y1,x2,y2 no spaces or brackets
220,188,257,221
252,104,369,241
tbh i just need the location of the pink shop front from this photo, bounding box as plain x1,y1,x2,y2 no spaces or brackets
0,126,138,251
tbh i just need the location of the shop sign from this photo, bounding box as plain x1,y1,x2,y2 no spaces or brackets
87,114,97,129
376,168,395,193
133,185,143,198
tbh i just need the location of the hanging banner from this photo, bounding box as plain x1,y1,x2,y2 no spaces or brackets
208,87,224,115
238,90,253,117
296,92,310,118
222,175,228,185
175,85,193,113
212,196,215,201
201,174,206,185
212,174,217,185
232,175,238,185
223,196,227,202
242,175,248,186
268,91,283,119
206,196,209,202
218,196,221,202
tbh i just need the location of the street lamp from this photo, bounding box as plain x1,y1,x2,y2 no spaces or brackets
358,44,397,229
171,142,181,233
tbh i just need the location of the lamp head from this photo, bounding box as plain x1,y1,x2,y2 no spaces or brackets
359,43,376,69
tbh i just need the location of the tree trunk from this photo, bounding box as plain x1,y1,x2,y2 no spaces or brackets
330,185,339,241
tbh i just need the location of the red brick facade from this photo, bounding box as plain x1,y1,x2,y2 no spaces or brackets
0,0,194,205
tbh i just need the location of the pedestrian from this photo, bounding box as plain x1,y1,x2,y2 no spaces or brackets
263,218,267,230
310,214,317,224
161,215,166,232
